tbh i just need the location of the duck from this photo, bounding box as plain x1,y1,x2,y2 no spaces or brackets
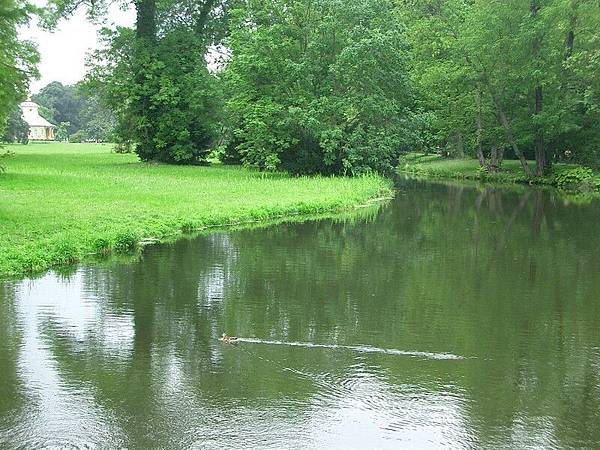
219,333,238,344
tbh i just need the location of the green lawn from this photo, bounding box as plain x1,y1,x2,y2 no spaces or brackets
398,153,536,183
397,152,590,185
0,143,392,278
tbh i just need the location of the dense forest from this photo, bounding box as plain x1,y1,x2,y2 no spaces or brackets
2,0,600,176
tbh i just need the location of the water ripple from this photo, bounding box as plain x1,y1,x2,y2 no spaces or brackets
233,338,466,360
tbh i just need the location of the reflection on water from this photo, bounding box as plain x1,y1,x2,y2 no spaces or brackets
1,180,600,449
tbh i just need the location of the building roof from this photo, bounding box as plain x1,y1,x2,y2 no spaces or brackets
20,100,56,128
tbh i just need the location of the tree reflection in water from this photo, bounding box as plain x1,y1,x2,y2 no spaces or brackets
1,180,600,449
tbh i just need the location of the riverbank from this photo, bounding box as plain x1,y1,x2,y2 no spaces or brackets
398,153,600,191
0,143,392,278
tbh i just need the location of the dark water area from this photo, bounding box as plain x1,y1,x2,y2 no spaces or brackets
1,180,600,449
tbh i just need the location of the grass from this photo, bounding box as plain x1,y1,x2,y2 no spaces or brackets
398,152,600,187
0,142,392,278
398,152,536,184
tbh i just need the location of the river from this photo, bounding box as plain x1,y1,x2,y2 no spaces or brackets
1,180,599,449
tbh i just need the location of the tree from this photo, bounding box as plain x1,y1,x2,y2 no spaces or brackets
55,122,70,141
78,94,115,142
32,81,84,134
546,0,600,169
401,0,600,177
48,0,232,164
223,0,419,175
1,106,29,143
0,0,39,140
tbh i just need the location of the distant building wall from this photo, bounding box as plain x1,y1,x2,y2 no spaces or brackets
29,126,55,141
19,100,56,141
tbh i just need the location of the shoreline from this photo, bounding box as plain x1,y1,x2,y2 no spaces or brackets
0,143,393,279
397,153,600,193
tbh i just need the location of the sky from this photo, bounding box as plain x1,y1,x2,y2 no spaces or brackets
20,2,135,94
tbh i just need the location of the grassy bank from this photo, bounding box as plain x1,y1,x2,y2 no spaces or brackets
398,153,600,190
0,143,392,278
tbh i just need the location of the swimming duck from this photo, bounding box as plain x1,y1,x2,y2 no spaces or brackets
219,333,238,344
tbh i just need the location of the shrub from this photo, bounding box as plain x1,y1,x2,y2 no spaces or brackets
1,107,29,144
554,166,598,192
69,129,89,143
0,150,14,173
91,237,111,255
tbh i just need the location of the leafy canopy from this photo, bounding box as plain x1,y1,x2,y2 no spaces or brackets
223,0,419,175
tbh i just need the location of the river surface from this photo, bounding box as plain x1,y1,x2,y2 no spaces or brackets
1,180,600,449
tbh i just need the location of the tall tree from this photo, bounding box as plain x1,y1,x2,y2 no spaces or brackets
401,0,600,177
32,81,84,134
48,0,232,163
530,0,546,175
0,0,38,138
223,0,419,175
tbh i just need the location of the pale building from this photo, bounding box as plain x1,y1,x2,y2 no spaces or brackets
19,100,56,141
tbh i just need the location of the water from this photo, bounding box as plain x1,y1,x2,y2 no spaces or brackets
1,179,600,449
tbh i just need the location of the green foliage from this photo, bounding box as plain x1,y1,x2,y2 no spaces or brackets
32,81,117,142
553,166,599,192
68,129,89,143
32,82,83,134
400,0,600,177
136,32,222,164
1,106,29,144
223,0,418,175
0,0,39,137
77,94,115,142
55,122,70,141
86,27,222,164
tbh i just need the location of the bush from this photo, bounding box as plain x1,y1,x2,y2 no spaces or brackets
69,129,89,143
0,150,14,173
554,166,599,192
114,141,134,153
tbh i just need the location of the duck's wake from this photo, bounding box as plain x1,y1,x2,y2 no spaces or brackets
234,338,465,360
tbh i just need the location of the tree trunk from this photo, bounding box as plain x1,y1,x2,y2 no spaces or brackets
456,133,465,159
490,145,499,169
135,0,156,40
475,90,486,167
531,0,546,176
565,0,578,59
133,0,157,159
565,30,574,58
492,92,533,178
534,85,545,176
